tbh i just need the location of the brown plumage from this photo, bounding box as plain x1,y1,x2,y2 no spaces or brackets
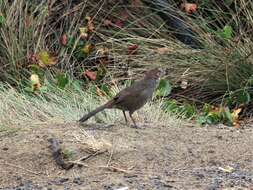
79,68,163,128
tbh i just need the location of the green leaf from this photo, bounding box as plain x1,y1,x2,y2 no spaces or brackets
206,112,221,124
0,14,5,26
74,49,87,60
219,25,233,40
100,84,113,97
29,64,45,78
197,116,207,125
223,107,233,126
162,100,178,113
237,90,251,105
225,96,234,108
56,74,69,89
67,36,76,48
24,86,34,93
203,104,212,115
155,79,172,97
39,86,48,93
178,104,197,118
96,67,107,81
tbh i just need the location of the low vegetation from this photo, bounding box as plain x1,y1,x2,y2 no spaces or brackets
0,0,253,127
0,82,179,130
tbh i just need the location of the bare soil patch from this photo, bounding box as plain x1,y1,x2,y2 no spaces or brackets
0,122,252,189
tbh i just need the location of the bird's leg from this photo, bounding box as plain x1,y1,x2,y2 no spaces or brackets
129,112,138,128
122,110,128,125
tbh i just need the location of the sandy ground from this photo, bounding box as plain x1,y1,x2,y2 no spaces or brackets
0,121,252,190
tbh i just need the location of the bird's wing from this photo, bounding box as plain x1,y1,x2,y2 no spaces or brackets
113,80,147,104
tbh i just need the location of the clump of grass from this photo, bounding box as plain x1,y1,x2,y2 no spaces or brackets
90,0,253,106
0,0,100,84
0,0,48,84
0,82,181,128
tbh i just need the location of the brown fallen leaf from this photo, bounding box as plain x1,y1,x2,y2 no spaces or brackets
181,3,197,14
84,70,97,81
60,34,68,46
86,16,95,33
37,50,58,67
79,27,88,39
128,44,139,55
82,44,94,55
232,108,242,128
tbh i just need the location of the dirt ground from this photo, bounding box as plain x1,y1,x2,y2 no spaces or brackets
0,121,252,190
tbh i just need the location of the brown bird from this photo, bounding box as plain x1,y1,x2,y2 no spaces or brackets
79,68,163,128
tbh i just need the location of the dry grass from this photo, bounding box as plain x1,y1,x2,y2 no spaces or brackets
0,83,181,129
91,0,253,103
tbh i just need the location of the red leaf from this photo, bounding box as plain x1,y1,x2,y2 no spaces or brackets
128,44,139,55
60,34,68,46
86,16,95,33
84,70,96,81
181,3,197,14
115,20,124,28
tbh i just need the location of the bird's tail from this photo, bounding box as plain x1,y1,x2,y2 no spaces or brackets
79,101,113,122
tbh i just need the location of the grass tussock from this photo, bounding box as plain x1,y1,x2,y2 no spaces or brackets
0,83,181,128
92,0,253,103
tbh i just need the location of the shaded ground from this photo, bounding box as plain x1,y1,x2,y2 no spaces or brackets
0,121,252,189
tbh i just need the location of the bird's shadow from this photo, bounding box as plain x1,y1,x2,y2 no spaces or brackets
78,122,116,131
78,122,147,131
